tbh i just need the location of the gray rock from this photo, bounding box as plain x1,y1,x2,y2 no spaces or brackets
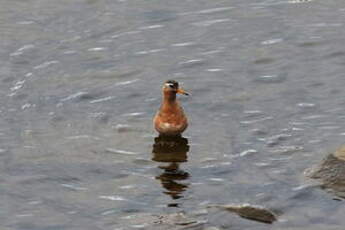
307,145,345,198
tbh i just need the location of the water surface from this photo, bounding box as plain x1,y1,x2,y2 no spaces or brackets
2,0,345,229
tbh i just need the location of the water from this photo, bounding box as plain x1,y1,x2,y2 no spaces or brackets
2,0,345,229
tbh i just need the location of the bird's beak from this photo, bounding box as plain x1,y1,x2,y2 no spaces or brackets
177,88,189,96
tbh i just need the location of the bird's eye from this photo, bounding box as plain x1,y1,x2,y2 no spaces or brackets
165,83,174,88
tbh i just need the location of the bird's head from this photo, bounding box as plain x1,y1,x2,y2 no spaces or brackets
163,80,189,96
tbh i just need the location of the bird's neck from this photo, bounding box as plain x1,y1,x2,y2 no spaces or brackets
163,92,177,104
161,92,178,110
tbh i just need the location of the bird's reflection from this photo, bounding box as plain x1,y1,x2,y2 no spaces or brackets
152,135,190,206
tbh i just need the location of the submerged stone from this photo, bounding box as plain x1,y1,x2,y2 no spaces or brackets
116,212,205,230
208,204,277,224
153,212,205,228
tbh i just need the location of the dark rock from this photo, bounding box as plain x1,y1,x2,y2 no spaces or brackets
208,204,277,224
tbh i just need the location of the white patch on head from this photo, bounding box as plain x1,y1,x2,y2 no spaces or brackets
165,83,174,88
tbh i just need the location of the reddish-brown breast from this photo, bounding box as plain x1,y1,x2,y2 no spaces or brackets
154,101,188,136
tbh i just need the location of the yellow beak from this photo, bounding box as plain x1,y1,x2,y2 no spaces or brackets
177,88,189,96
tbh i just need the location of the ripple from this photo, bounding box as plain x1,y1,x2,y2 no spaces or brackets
179,59,206,67
135,49,164,55
66,135,101,140
192,18,230,27
181,7,234,15
318,126,340,130
61,92,88,102
200,164,217,169
288,0,313,4
121,214,137,220
61,183,87,191
100,195,147,205
123,112,145,118
120,185,137,189
191,182,204,185
290,121,308,126
139,24,165,30
297,102,316,108
270,146,304,154
115,79,139,86
28,200,42,205
201,48,225,56
143,10,177,23
16,214,34,217
301,114,328,120
10,44,35,56
266,133,292,146
240,116,273,124
254,162,271,167
269,156,293,161
99,195,126,201
89,96,114,104
105,148,138,155
208,178,224,182
21,103,34,110
292,184,315,191
239,149,258,157
114,124,133,133
63,50,77,55
292,127,304,131
88,47,106,51
254,57,275,65
308,139,321,143
261,38,283,45
34,60,59,69
312,23,342,27
101,209,117,216
89,112,109,123
243,110,263,118
132,158,152,165
171,42,196,47
131,224,147,229
250,128,268,136
197,7,234,14
201,157,218,163
10,80,25,92
206,68,223,72
111,30,141,39
254,74,286,83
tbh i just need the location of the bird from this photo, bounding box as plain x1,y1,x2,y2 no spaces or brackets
153,80,189,136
